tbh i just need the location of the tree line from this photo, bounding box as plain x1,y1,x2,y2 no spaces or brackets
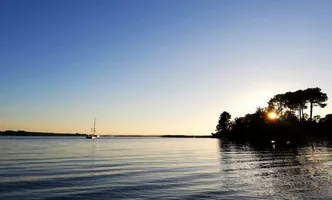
267,87,327,121
213,87,331,142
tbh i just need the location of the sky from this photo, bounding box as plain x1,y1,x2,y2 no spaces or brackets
1,0,332,135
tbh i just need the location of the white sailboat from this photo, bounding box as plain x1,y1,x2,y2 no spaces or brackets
86,118,99,139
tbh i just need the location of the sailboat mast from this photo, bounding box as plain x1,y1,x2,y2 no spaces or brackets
93,118,96,135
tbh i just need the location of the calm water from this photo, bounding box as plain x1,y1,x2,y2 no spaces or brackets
1,137,332,199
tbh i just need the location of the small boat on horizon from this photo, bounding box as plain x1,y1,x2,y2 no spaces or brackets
86,135,99,139
86,118,99,139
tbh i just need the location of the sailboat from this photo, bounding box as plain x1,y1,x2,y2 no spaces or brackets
86,118,99,139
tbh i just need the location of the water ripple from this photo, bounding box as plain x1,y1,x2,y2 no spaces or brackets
1,137,332,199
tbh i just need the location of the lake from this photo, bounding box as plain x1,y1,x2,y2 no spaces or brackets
1,137,332,199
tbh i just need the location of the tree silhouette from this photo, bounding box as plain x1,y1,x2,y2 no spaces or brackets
293,90,307,120
268,94,286,116
313,115,321,123
216,111,232,132
321,114,332,123
304,88,328,120
213,87,330,141
325,114,332,121
281,90,308,120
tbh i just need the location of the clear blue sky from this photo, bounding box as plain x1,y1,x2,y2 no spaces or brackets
1,0,332,134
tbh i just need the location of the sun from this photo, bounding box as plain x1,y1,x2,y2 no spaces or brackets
268,112,277,120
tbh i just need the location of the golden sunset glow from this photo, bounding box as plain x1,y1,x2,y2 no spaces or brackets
268,112,277,120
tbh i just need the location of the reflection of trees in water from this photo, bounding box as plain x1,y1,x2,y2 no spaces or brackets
267,141,332,198
218,140,274,197
217,139,332,199
283,141,332,197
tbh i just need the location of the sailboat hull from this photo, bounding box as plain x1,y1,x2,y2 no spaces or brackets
86,135,97,139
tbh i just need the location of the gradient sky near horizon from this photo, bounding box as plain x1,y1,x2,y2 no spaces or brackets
1,0,332,135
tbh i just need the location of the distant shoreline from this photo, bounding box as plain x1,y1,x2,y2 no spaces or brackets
0,130,211,138
0,130,86,137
